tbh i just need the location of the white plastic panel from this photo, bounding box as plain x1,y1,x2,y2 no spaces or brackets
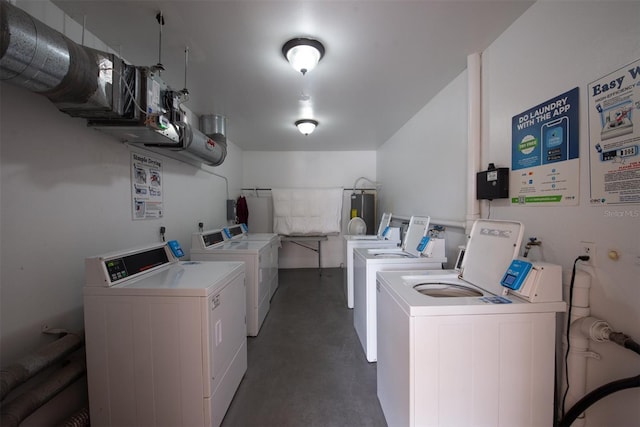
402,216,430,256
461,220,524,295
413,313,556,426
376,212,392,237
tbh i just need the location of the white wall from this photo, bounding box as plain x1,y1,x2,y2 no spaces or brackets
0,1,242,378
377,71,469,265
242,151,377,267
377,1,640,425
481,2,640,425
243,151,376,189
0,81,242,360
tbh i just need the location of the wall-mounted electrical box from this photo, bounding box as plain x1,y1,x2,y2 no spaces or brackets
476,164,509,200
227,199,236,221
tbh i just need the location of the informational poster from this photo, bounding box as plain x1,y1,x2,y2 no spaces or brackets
511,87,580,206
131,152,163,219
587,59,640,205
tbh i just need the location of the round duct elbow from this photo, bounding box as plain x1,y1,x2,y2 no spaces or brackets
200,114,227,145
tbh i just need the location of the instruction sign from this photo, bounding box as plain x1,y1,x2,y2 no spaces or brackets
588,59,640,205
131,152,164,219
511,87,580,206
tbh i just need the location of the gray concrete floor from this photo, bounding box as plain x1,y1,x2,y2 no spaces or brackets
221,268,387,427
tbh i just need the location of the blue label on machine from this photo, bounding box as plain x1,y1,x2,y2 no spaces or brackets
223,229,232,239
500,259,532,290
417,236,430,252
241,223,249,232
381,226,390,237
168,240,185,258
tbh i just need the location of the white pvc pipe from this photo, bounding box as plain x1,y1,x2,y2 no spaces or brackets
563,269,593,427
569,269,592,308
466,53,482,234
391,215,465,230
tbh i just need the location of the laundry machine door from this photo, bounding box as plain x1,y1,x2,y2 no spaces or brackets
208,273,247,427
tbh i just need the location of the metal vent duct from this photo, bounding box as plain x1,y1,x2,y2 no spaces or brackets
200,114,227,144
0,0,227,167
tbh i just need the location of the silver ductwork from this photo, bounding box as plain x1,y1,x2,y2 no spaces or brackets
200,114,228,164
0,0,128,118
201,114,227,144
0,0,227,166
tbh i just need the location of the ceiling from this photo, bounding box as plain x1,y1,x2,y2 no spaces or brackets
51,0,533,152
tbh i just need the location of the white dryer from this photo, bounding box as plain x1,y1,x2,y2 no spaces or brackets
353,216,446,362
191,229,273,336
224,224,280,299
343,213,400,309
376,219,567,427
224,223,280,243
84,242,246,427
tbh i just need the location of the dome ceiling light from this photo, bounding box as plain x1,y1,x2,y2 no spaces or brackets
282,38,325,75
295,119,318,135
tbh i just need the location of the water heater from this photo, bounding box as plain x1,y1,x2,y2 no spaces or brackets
350,193,375,235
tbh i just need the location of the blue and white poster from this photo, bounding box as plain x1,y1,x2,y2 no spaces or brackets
511,87,580,206
588,59,640,206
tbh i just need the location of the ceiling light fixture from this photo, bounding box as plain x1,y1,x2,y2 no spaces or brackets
282,38,325,75
295,119,318,135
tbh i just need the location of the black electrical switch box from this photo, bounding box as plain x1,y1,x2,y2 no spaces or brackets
476,166,509,200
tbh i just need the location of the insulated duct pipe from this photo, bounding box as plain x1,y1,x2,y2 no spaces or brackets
0,0,103,105
0,357,86,427
466,53,481,234
0,332,83,401
171,122,227,167
199,114,228,166
61,406,90,427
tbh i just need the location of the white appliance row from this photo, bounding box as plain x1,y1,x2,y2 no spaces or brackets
343,212,400,308
376,219,567,427
191,225,280,336
84,241,247,427
352,215,447,362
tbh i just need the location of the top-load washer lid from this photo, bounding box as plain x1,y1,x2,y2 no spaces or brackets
376,212,392,238
401,215,430,257
459,219,525,295
369,215,429,256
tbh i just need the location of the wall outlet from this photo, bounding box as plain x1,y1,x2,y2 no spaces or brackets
580,241,596,265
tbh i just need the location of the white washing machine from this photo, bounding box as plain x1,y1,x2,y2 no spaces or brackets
191,229,273,336
343,213,400,309
353,216,446,362
84,242,247,427
376,219,567,427
224,224,280,299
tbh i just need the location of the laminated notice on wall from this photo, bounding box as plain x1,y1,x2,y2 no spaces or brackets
131,152,164,219
588,58,640,206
